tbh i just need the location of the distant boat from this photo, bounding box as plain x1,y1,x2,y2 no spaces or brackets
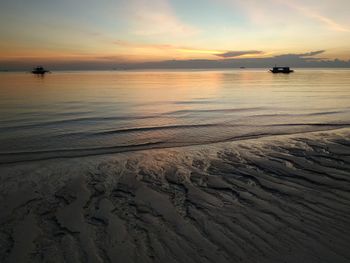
270,66,294,74
31,66,50,74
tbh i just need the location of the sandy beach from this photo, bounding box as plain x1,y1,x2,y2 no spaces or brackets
1,128,349,263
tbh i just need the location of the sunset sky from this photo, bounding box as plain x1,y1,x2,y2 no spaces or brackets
1,0,350,68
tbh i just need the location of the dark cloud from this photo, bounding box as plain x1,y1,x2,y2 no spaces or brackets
274,50,326,60
216,50,263,58
298,50,325,57
1,50,350,70
124,50,349,69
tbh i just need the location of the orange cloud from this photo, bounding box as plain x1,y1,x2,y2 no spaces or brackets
113,40,223,57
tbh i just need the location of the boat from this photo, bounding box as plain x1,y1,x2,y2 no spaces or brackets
31,66,50,74
270,66,294,74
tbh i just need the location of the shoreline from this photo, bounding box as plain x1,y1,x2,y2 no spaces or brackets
1,127,349,166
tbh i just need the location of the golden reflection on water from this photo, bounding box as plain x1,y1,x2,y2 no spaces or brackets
0,70,349,119
1,69,349,109
0,71,226,120
1,70,350,121
0,69,350,153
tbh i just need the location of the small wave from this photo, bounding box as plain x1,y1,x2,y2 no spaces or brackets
0,115,161,131
173,100,214,105
268,123,350,127
166,107,266,115
44,122,349,139
0,141,164,165
308,110,350,116
248,110,350,118
95,123,218,135
94,122,350,136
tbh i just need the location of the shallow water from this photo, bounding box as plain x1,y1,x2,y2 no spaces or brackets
0,69,350,163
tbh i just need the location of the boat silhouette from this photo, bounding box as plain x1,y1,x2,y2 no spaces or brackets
31,66,50,74
270,66,294,74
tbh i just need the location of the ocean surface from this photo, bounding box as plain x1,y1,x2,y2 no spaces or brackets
0,69,350,163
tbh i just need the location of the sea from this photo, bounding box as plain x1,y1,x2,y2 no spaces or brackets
0,69,349,164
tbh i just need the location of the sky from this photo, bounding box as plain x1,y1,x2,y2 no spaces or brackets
0,0,350,69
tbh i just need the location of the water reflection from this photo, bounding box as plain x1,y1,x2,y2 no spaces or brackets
0,69,350,159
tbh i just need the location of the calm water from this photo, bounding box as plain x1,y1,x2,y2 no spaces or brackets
0,69,350,163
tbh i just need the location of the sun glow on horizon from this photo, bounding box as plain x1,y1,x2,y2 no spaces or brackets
0,0,350,69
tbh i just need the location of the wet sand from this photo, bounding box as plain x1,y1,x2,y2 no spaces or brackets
1,128,350,263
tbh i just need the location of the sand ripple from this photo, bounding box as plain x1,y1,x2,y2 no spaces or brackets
0,129,350,262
